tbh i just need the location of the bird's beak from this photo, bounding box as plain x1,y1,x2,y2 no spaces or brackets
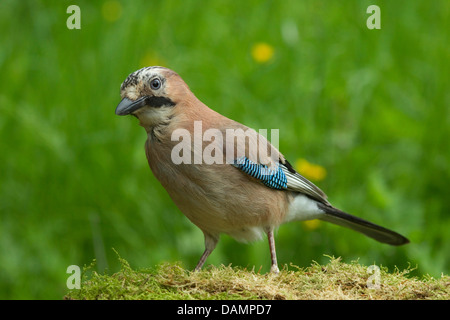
115,96,148,116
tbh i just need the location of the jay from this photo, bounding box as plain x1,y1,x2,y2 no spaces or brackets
115,66,409,273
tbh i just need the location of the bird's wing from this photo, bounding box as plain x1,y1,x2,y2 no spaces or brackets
217,119,329,204
278,158,329,204
232,155,329,204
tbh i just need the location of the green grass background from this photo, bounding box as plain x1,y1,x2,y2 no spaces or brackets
0,0,448,299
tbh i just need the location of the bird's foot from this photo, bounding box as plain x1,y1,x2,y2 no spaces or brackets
270,264,280,274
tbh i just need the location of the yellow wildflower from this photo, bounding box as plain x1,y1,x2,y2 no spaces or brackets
251,43,274,63
302,220,321,230
295,158,327,182
102,0,122,22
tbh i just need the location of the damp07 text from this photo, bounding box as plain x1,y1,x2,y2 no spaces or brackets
222,304,271,315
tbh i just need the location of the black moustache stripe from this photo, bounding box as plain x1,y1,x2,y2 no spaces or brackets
146,96,176,108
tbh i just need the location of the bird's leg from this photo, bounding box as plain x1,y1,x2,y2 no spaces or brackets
194,232,218,271
194,248,211,271
267,229,280,273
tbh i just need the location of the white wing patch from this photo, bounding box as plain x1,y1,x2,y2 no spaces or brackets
284,194,326,222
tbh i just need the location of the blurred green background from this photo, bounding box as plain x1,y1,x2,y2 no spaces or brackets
0,0,448,299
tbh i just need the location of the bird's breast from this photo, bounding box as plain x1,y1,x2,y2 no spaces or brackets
145,137,290,240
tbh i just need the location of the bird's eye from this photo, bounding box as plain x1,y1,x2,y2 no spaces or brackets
150,78,161,90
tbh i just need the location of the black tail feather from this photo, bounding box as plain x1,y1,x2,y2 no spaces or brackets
317,203,409,246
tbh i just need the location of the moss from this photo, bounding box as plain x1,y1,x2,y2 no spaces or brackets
65,256,449,300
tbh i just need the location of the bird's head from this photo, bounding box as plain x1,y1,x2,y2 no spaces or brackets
115,66,191,130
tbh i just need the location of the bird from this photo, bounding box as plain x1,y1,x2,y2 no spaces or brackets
115,66,409,273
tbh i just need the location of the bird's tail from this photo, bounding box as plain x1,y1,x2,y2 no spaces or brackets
317,203,409,246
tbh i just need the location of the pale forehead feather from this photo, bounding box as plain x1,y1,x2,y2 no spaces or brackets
120,66,174,91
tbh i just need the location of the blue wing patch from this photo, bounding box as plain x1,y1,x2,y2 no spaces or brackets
233,156,288,190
